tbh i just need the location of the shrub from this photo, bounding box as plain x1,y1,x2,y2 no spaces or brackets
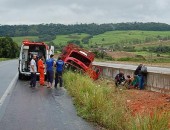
63,71,128,130
128,111,169,130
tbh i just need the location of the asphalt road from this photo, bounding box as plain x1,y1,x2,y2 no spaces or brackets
0,60,95,130
0,60,18,99
93,61,170,74
2,60,169,130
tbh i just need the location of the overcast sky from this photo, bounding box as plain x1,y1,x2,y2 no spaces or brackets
0,0,170,25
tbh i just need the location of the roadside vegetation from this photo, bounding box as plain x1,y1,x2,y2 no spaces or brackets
0,37,19,58
0,58,11,62
63,71,170,130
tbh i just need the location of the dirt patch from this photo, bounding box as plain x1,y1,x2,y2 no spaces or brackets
124,89,170,115
106,51,136,59
97,79,170,116
95,78,170,128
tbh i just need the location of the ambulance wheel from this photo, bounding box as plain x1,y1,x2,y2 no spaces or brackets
19,72,23,80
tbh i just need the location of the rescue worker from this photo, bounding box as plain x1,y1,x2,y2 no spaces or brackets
131,75,140,89
30,55,37,88
46,54,55,88
123,75,133,88
134,64,147,90
115,72,125,86
134,64,143,75
55,57,64,88
38,56,45,86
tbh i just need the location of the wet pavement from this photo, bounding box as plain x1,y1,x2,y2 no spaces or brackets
0,60,95,130
0,60,18,99
0,80,95,130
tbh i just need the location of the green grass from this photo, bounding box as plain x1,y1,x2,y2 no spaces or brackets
129,112,169,130
134,41,170,50
134,51,155,56
53,33,89,45
132,51,170,63
63,71,128,130
12,36,39,45
11,31,170,48
63,71,169,130
11,33,89,46
134,51,170,57
0,58,11,61
89,30,170,46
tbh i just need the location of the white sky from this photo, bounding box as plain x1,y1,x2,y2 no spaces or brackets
0,0,170,25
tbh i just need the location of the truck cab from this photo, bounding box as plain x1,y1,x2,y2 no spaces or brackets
60,43,101,80
18,40,54,79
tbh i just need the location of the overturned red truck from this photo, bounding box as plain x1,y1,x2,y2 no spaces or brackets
60,43,101,80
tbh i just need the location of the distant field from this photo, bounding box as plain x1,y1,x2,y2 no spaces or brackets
11,34,89,46
12,36,39,45
10,31,170,64
134,51,170,57
52,33,89,45
89,30,170,46
134,40,170,50
11,31,170,48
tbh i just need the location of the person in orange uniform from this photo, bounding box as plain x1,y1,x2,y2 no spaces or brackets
38,56,45,86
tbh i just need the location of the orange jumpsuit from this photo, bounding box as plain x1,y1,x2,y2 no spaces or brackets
38,59,45,85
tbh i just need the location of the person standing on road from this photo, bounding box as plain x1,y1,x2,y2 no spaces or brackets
46,54,55,88
38,56,45,86
30,55,37,88
55,57,64,88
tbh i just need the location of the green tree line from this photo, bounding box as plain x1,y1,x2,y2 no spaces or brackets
0,37,19,58
1,22,170,37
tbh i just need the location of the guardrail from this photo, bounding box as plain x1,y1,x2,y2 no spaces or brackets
93,62,170,94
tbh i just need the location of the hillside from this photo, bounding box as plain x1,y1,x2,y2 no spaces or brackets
12,31,170,51
89,30,170,46
52,33,89,45
9,30,170,64
12,36,38,45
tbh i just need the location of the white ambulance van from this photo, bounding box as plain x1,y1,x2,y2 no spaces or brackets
18,40,54,79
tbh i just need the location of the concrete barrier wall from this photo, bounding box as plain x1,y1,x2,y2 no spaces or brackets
93,62,170,94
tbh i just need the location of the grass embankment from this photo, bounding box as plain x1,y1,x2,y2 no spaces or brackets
63,71,169,130
0,58,10,62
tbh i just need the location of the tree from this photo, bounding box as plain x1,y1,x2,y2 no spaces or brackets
0,37,19,58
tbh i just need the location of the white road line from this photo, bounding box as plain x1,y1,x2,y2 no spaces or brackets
0,73,18,107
